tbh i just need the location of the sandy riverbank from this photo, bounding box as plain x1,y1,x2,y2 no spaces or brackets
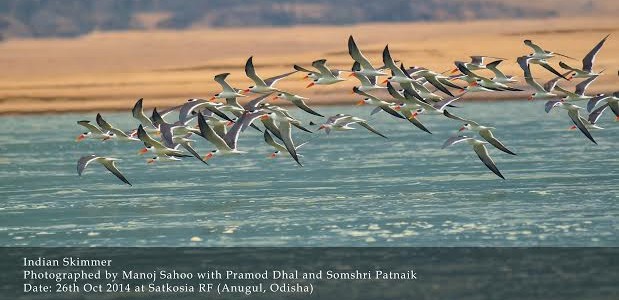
0,16,617,115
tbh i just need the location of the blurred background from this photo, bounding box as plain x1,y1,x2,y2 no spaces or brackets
0,0,617,113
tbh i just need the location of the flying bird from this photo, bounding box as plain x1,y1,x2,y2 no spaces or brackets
243,56,297,94
319,114,387,138
77,155,132,185
441,136,505,180
559,34,610,79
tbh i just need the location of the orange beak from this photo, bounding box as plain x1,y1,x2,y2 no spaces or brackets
470,81,479,87
356,100,365,106
147,159,155,164
527,95,533,101
318,125,325,130
272,96,279,100
381,79,389,84
208,96,217,102
615,116,619,122
306,82,315,88
75,134,85,142
409,111,418,120
138,148,149,155
203,153,214,161
242,89,251,94
459,126,466,132
260,115,270,121
394,105,401,111
102,136,111,141
269,153,277,159
568,125,577,130
302,75,309,79
226,121,234,127
566,75,573,81
347,72,356,78
450,68,459,74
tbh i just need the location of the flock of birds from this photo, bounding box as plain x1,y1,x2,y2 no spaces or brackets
76,35,617,185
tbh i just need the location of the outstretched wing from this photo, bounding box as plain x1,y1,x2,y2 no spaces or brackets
101,159,132,186
77,155,98,176
264,71,297,87
348,35,375,70
473,144,505,180
77,120,104,134
567,109,597,144
582,34,610,72
245,56,267,86
441,135,472,149
479,129,516,155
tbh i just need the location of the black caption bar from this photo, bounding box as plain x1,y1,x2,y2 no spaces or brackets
0,248,617,300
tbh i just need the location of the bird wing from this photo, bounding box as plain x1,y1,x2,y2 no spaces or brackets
293,64,319,76
277,120,302,166
382,45,403,75
406,114,432,134
178,100,209,124
587,94,608,112
380,104,404,119
575,74,599,96
264,71,297,87
77,120,104,134
543,71,571,93
386,82,406,101
356,121,388,138
473,143,505,179
479,129,516,155
101,159,132,186
291,99,323,117
95,113,115,132
434,93,465,111
137,125,166,149
588,103,609,124
244,56,268,86
425,75,455,97
544,100,562,113
311,59,336,78
197,113,231,151
582,34,610,72
243,93,273,111
403,90,435,111
442,110,479,126
348,35,375,70
441,136,473,149
179,140,209,166
263,129,285,151
524,39,546,55
567,109,597,144
77,155,98,176
214,73,237,93
539,61,570,80
352,86,382,101
131,98,155,129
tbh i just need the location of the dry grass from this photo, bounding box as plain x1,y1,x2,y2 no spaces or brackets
0,16,617,114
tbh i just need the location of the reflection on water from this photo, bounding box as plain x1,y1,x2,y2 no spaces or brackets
0,101,617,246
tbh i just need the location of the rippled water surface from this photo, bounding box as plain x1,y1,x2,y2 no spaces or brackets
0,101,617,246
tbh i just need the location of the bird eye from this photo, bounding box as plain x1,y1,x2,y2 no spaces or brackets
211,150,217,153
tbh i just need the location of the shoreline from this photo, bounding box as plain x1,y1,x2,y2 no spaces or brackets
0,91,607,116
